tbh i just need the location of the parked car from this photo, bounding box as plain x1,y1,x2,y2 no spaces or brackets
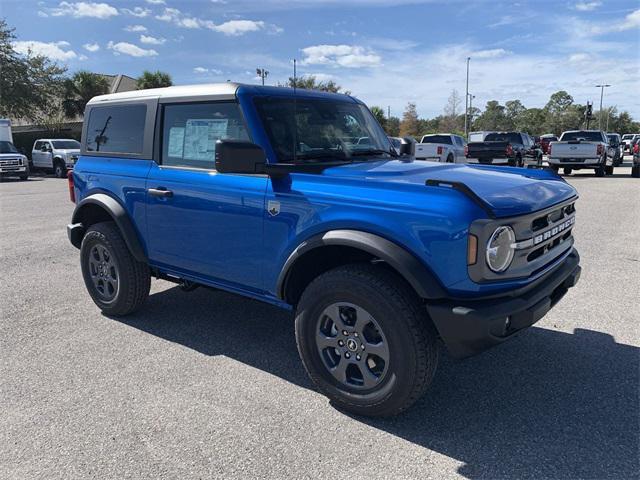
465,131,541,167
0,139,29,180
606,133,623,166
548,130,612,176
632,142,639,178
388,136,415,156
538,134,558,155
415,134,466,163
621,134,639,153
66,83,581,417
31,139,81,178
468,131,496,142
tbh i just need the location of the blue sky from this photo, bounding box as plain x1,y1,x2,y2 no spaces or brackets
3,0,639,118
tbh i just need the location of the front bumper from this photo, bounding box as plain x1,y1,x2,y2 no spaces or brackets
0,166,27,176
427,249,581,358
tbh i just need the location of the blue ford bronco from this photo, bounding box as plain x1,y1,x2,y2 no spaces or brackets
67,83,581,416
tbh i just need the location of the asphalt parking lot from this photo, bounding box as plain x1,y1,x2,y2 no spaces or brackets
1,162,638,479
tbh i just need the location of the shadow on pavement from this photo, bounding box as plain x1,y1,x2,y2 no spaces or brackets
116,285,639,479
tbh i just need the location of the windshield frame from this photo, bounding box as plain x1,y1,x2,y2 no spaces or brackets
253,96,393,164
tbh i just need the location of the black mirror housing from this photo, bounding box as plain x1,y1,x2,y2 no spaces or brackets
215,140,267,174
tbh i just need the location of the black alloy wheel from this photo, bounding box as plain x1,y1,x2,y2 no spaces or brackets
315,302,390,389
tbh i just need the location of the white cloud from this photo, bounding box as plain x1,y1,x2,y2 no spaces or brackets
145,0,165,4
83,42,100,52
124,24,147,32
155,7,274,35
489,15,517,27
50,2,118,19
107,41,157,57
37,10,48,17
574,1,601,11
301,44,381,68
587,8,640,34
121,7,151,17
13,40,77,61
208,20,265,36
473,48,512,59
568,53,590,63
193,66,223,74
140,34,165,45
78,54,88,60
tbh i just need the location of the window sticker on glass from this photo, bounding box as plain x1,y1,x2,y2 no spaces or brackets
183,119,228,161
167,127,185,158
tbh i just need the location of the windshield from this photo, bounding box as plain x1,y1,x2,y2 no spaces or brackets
421,135,452,145
485,133,522,143
622,135,633,140
52,140,80,149
254,97,392,163
0,141,18,154
560,131,603,142
607,135,619,143
541,136,557,142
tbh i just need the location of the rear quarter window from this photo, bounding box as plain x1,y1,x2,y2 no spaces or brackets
85,104,147,154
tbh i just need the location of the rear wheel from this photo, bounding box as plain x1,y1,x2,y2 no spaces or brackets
605,165,614,175
80,221,150,316
595,166,605,177
563,167,572,176
446,153,454,163
631,165,640,178
295,264,439,417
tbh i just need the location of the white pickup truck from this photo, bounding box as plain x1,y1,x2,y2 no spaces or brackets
548,130,613,177
414,134,466,163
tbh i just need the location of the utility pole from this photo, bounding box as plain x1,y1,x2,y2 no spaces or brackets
464,57,470,139
388,106,391,119
595,84,610,130
256,68,269,86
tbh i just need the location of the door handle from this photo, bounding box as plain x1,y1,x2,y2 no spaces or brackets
148,187,173,198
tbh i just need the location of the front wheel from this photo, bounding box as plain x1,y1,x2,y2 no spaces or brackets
295,264,439,417
80,221,150,316
605,165,614,175
54,161,66,178
563,167,572,176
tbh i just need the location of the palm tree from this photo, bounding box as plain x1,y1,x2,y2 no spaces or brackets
62,71,110,118
137,70,173,90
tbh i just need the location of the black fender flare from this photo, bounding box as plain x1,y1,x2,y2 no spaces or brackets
276,229,446,301
70,193,147,262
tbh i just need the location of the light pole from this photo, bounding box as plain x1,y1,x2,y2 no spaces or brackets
464,57,471,139
595,84,610,130
256,68,269,86
468,93,475,126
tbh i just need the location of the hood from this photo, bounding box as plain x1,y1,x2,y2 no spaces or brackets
319,159,577,218
0,152,26,158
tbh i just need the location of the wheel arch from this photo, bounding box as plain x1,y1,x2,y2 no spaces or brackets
70,193,147,262
277,230,446,305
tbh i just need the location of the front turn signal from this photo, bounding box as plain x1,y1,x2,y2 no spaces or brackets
468,234,478,266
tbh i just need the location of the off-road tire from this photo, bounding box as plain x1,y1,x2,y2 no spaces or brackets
631,165,640,178
53,160,66,178
295,263,439,417
80,221,150,316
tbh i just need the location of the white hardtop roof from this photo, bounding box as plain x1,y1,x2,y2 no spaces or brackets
87,82,241,104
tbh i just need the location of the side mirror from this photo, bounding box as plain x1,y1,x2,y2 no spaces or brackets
400,137,415,156
215,140,267,174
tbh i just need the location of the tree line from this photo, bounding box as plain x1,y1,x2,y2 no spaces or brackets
0,20,172,125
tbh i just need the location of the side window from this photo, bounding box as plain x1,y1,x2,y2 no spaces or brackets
85,104,147,154
161,102,250,169
34,141,42,151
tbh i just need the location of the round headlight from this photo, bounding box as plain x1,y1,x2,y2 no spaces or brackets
486,226,515,273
